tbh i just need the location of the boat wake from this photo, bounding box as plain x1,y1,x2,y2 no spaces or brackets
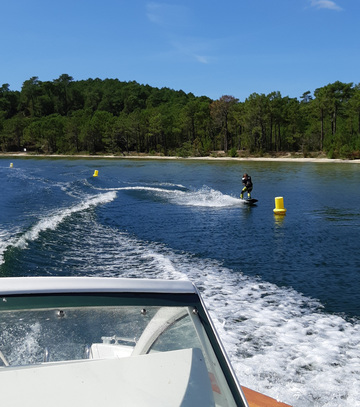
93,184,243,208
29,217,357,407
0,192,117,264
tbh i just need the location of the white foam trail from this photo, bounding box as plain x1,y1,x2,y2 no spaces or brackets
171,187,240,207
0,229,15,266
13,191,116,249
93,185,242,208
155,182,187,189
0,230,9,261
142,251,188,280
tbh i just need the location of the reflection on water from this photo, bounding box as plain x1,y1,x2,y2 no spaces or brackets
274,214,286,227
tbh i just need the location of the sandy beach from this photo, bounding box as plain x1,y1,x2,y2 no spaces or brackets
1,151,360,164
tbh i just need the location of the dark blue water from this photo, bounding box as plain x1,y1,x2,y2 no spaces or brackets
1,157,359,406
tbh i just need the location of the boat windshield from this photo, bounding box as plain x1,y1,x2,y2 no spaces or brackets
0,306,202,364
0,295,245,407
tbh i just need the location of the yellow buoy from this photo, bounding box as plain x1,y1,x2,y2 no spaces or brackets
273,196,287,215
10,163,13,168
93,170,99,177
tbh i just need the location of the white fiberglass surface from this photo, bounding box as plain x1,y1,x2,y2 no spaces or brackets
1,349,216,407
0,277,195,296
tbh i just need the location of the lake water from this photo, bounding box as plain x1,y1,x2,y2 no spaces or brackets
1,157,359,406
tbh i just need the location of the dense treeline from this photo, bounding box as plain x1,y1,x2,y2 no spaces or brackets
1,74,360,158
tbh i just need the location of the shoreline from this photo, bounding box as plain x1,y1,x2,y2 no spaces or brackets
1,152,360,164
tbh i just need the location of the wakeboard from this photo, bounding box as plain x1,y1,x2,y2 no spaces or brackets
242,198,258,205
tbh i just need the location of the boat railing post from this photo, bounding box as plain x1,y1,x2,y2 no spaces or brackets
43,347,49,363
84,344,91,359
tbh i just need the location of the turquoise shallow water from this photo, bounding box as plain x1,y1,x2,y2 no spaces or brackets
1,157,359,406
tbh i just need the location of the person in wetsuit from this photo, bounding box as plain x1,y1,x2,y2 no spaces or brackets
240,173,253,199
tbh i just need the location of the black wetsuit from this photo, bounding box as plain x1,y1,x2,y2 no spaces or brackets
241,175,253,198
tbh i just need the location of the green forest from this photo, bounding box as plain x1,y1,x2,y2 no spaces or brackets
1,74,360,159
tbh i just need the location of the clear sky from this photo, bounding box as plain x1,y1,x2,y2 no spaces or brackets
1,0,359,101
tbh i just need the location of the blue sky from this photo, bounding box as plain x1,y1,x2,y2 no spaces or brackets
1,0,359,101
